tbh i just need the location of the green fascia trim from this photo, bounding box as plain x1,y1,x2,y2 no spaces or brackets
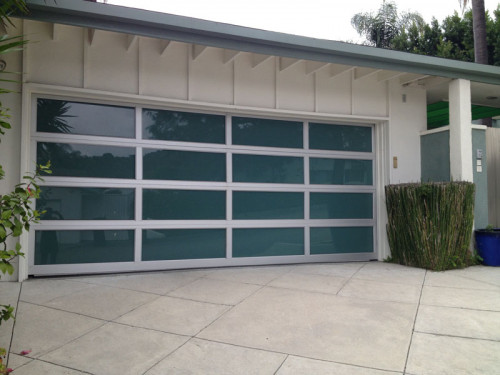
21,0,500,85
427,101,500,129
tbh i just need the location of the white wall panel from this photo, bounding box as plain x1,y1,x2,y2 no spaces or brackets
0,21,23,193
25,21,84,87
85,30,138,94
388,81,427,183
315,69,351,115
277,62,314,112
1,20,24,281
352,75,388,117
189,47,233,104
139,39,188,99
234,54,275,109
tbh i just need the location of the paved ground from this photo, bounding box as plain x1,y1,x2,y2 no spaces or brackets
0,262,499,374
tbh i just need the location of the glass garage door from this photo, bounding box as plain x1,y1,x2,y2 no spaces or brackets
30,98,376,275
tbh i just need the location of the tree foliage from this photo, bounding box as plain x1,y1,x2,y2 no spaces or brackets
352,1,500,66
351,1,425,48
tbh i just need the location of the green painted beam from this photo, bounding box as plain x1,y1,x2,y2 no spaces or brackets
428,101,500,129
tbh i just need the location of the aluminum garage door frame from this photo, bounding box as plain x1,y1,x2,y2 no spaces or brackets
28,93,377,276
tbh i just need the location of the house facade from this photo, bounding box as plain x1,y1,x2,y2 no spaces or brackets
1,0,499,280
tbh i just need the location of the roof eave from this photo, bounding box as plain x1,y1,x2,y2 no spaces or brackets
19,0,500,85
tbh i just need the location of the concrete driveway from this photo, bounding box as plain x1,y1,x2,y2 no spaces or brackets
1,262,499,374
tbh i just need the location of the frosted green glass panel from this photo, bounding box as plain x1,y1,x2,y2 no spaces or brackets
309,123,372,152
37,99,135,138
142,229,226,260
143,190,225,220
38,187,134,220
233,228,304,257
310,227,373,254
233,154,303,184
143,109,225,144
232,117,303,148
34,230,134,265
310,158,372,185
37,142,135,179
310,193,373,219
233,191,303,219
143,149,226,181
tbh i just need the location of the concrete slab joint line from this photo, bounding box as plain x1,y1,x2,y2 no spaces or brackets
2,263,499,374
403,269,427,375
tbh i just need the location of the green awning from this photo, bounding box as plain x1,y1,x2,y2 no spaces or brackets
427,101,500,129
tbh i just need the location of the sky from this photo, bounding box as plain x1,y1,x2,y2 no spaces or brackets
105,0,500,43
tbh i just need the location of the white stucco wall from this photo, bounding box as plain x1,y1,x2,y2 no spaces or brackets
388,80,427,183
449,79,473,181
0,20,24,281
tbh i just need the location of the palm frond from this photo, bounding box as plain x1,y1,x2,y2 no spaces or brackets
0,0,28,29
0,35,28,55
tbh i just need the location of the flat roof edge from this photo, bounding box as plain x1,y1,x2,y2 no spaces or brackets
20,0,500,85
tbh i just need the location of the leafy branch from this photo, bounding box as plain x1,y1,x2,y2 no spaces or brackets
0,163,51,275
0,0,28,30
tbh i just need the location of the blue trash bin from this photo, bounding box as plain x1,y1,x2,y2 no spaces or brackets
475,230,500,266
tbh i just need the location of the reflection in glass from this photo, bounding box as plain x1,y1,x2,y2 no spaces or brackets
37,99,135,138
142,229,226,260
143,149,226,181
310,158,372,185
233,191,304,219
309,123,372,152
38,187,134,220
143,109,225,144
143,189,226,220
34,230,134,264
232,117,303,148
37,142,135,179
233,228,304,257
233,154,304,184
310,227,373,254
310,193,373,219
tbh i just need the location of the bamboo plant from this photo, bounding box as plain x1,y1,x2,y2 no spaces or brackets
385,182,476,271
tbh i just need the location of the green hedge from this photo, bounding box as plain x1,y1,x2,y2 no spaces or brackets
385,182,475,271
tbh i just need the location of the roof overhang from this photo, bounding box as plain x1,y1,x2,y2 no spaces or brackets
19,0,500,86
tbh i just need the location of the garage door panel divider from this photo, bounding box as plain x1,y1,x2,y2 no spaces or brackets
30,96,377,275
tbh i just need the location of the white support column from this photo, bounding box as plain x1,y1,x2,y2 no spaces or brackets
449,79,473,182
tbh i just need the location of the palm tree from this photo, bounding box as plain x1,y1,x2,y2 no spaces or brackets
351,0,424,48
460,0,488,64
460,0,491,126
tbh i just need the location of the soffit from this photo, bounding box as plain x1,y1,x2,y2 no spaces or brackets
21,0,500,86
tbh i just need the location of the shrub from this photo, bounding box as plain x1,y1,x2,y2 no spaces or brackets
385,181,476,271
